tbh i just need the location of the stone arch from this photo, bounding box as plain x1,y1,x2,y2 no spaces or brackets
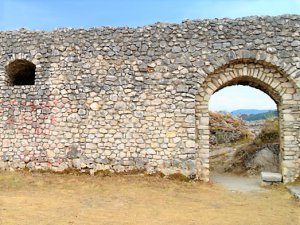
5,59,36,86
195,60,300,183
202,50,300,88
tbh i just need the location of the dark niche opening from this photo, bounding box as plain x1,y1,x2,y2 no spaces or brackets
6,59,36,86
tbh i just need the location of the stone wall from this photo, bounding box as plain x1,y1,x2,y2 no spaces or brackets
0,15,299,183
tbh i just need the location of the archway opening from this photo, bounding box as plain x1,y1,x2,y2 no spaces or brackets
5,59,36,86
194,61,300,183
208,85,279,176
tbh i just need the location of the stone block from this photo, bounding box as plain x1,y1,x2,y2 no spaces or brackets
261,172,282,182
114,102,126,110
176,85,189,93
185,140,196,148
287,186,300,200
72,159,81,169
146,149,156,155
90,102,101,111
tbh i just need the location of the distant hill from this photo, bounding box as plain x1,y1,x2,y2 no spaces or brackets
239,110,278,121
231,109,274,115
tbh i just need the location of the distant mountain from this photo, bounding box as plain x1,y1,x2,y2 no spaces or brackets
229,109,278,121
240,110,278,121
230,109,274,115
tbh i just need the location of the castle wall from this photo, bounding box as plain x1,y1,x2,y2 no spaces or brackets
0,15,299,182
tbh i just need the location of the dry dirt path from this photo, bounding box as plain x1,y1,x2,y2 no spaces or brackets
0,171,299,225
210,172,264,192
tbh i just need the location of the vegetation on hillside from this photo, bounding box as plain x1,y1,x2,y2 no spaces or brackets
253,119,279,145
209,112,251,145
227,119,279,174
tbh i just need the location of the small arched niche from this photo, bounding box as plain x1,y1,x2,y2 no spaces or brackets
5,59,36,86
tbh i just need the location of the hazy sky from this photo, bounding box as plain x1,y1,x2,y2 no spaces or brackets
1,0,300,29
0,0,299,111
209,86,277,112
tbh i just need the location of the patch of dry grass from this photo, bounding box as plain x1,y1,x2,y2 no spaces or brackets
0,171,299,225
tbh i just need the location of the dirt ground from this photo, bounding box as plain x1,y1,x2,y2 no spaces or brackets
0,171,299,225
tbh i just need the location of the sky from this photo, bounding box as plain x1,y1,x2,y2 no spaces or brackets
209,86,277,112
0,0,300,30
0,0,299,111
0,0,300,29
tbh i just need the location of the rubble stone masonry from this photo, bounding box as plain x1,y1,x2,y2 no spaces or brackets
0,15,299,183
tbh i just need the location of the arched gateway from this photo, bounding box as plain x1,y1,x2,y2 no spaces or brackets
195,58,300,183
